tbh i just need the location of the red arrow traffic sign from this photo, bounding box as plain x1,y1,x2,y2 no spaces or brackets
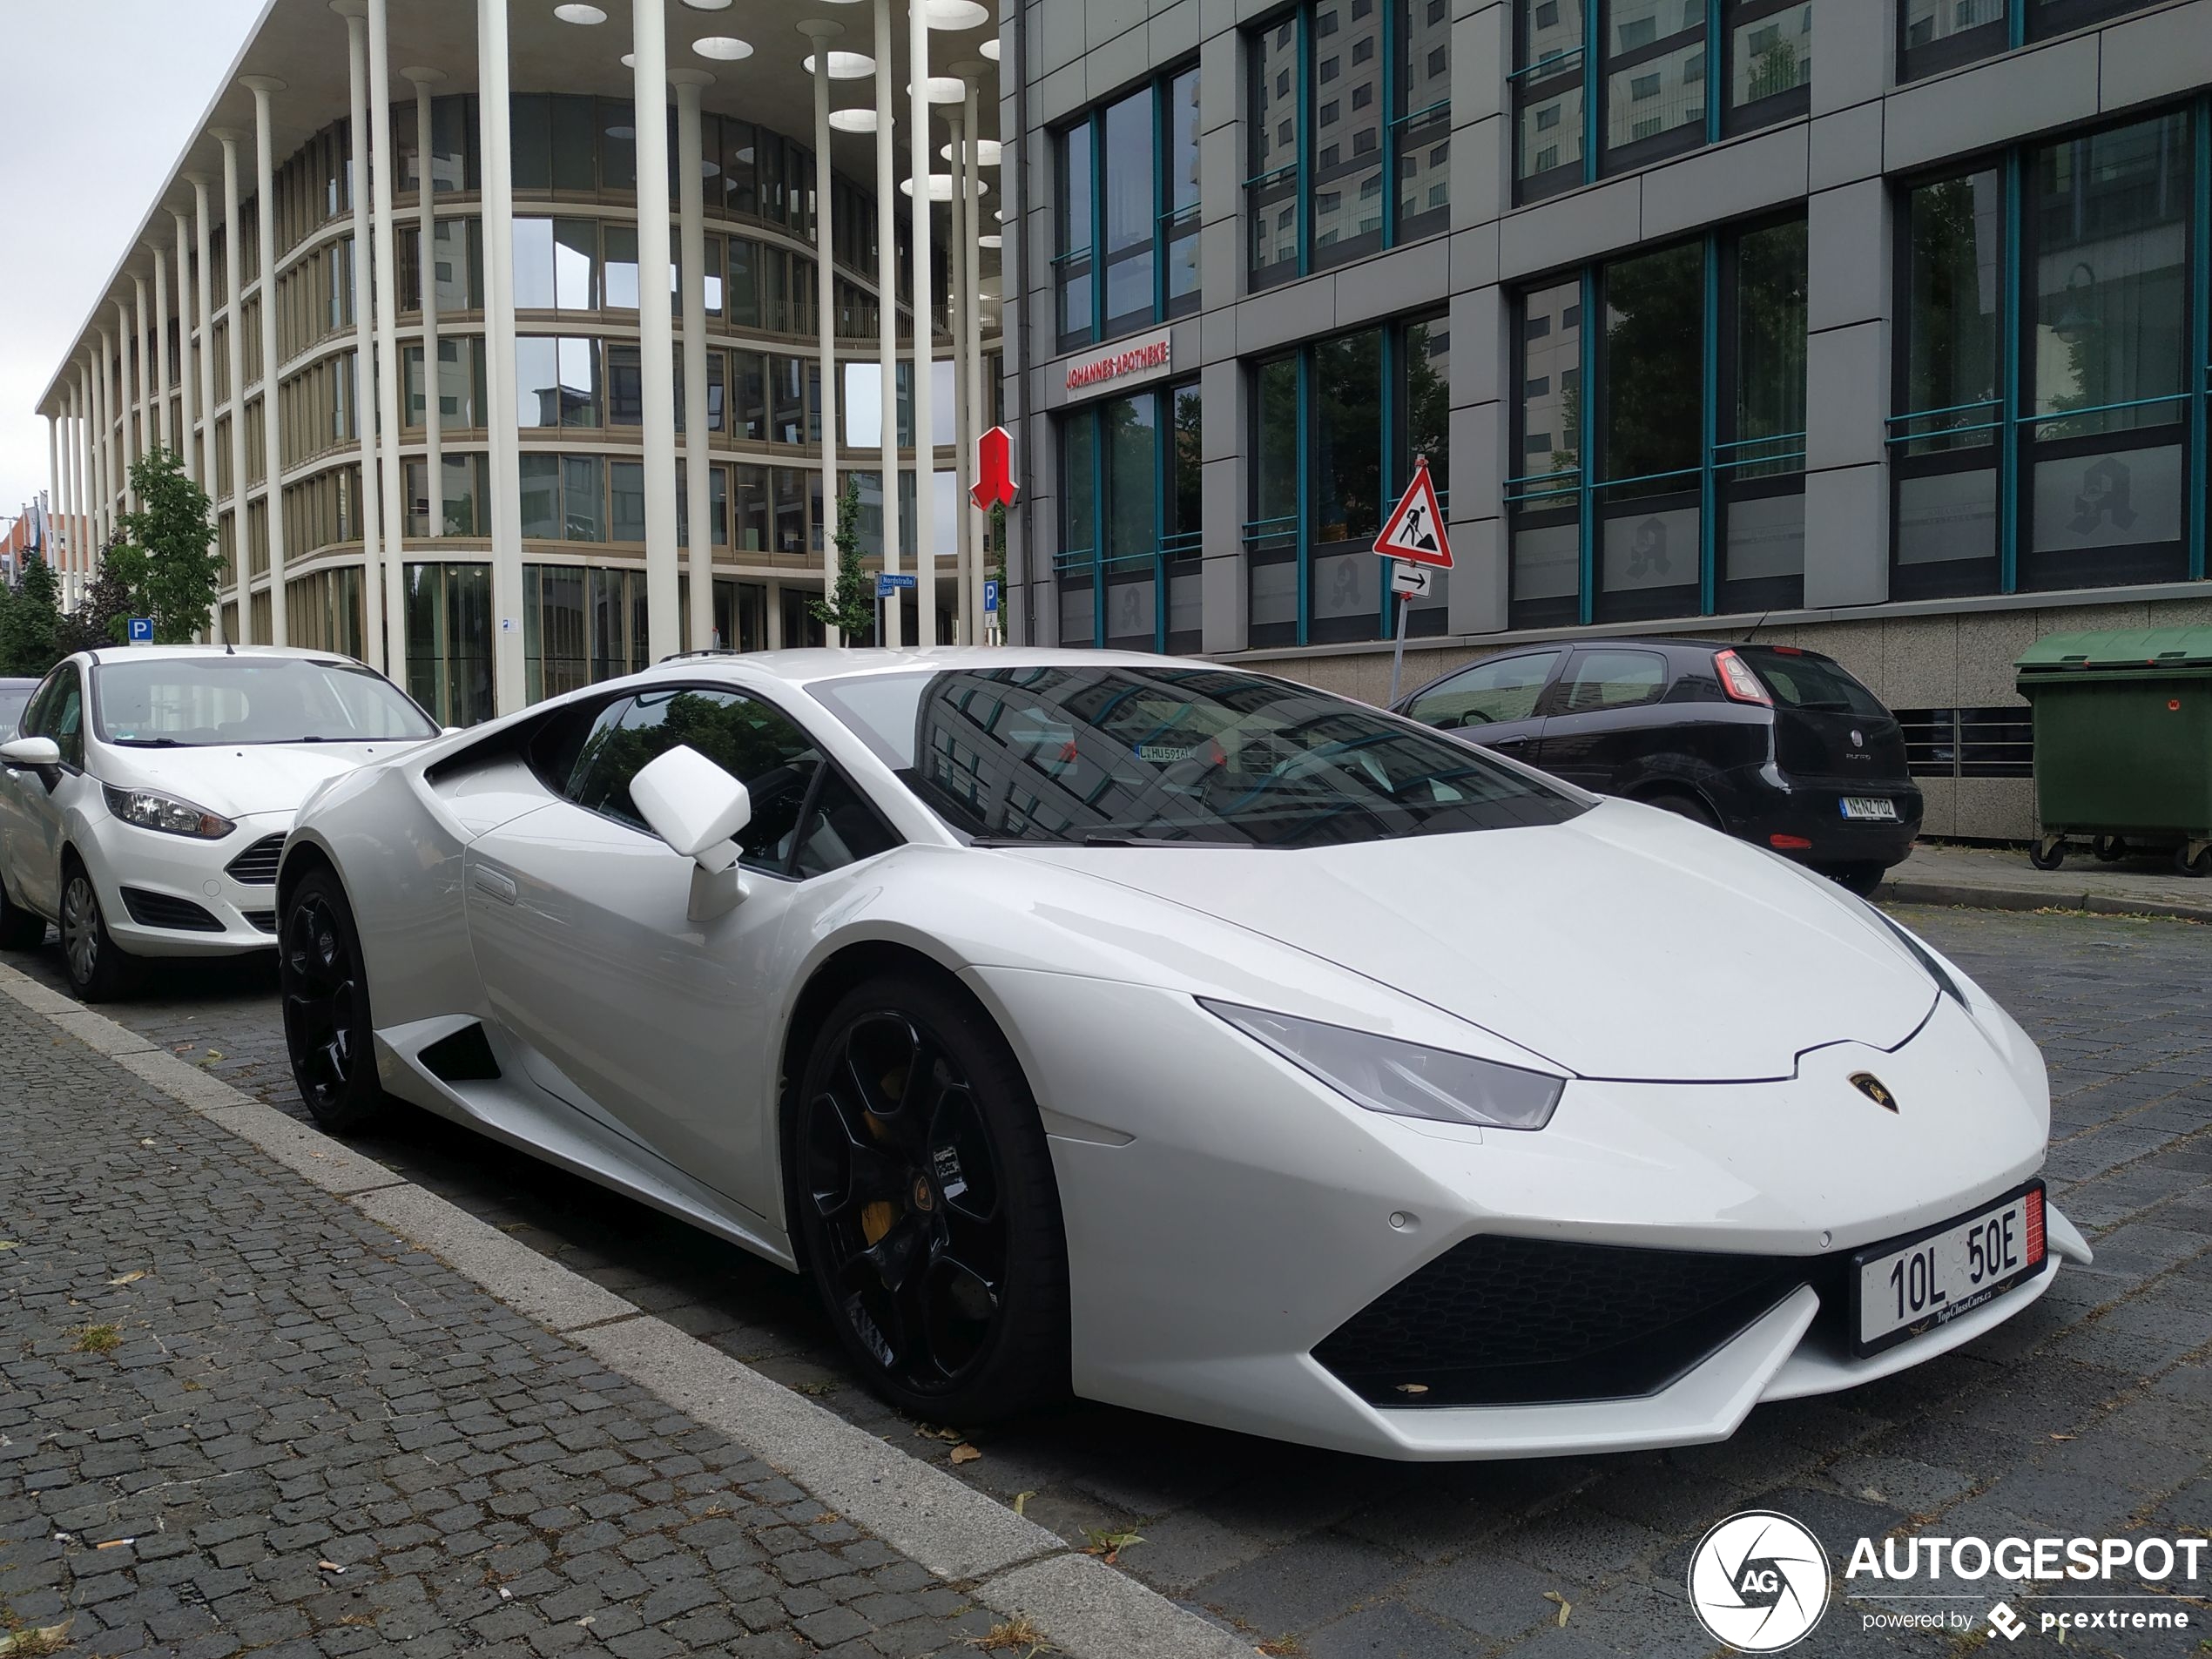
1373,455,1452,569
971,424,1018,510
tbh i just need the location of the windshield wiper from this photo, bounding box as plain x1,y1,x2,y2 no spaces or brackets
107,736,190,748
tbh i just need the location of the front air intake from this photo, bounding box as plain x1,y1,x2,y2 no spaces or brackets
119,887,224,933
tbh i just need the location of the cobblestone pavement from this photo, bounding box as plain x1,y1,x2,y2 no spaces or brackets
0,995,999,1658
8,905,2210,1656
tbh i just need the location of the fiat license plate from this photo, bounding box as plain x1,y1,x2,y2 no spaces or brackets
1840,797,1900,820
1853,1184,2045,1355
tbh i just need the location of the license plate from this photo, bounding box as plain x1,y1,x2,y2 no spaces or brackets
1852,1183,2045,1356
1840,797,1900,821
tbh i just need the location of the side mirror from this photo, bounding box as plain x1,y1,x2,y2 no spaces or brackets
0,736,61,784
631,745,753,921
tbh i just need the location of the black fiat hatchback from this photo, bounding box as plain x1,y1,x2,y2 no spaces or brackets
1392,638,1921,894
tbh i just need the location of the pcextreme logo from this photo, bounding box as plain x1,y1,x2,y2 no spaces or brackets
1687,1511,1831,1651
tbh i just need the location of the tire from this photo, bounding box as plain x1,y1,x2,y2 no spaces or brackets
2093,834,2128,863
2028,840,2067,872
1824,861,1886,898
0,873,44,951
790,974,1069,1425
1644,790,1719,831
2175,843,2211,879
280,869,389,1134
59,862,138,1002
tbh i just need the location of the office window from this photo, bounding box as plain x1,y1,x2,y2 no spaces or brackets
1248,0,1447,287
1055,65,1201,350
1892,111,2195,600
514,336,600,428
1057,382,1203,652
1508,219,1807,628
1246,315,1449,648
405,562,493,728
1898,0,2157,84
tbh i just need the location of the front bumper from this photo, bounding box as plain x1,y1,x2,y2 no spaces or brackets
972,965,2065,1460
89,812,291,957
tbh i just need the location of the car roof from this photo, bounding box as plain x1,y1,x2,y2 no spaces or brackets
630,645,1228,692
76,644,360,668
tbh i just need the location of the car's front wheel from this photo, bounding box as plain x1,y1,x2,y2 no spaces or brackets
792,975,1069,1424
280,869,388,1134
60,864,137,1001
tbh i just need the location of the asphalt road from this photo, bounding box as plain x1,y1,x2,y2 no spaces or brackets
12,904,2210,1657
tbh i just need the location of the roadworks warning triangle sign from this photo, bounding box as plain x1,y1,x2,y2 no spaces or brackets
1373,455,1452,569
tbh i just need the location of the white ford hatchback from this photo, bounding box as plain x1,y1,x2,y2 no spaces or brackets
0,644,439,999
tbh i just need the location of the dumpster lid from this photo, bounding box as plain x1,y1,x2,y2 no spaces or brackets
2015,627,2212,671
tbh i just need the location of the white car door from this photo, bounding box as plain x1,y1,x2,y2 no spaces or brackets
4,664,90,919
464,685,880,1223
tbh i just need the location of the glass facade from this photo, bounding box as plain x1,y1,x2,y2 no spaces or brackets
1055,65,1203,350
1056,381,1204,652
1247,0,1451,287
1898,0,2162,84
1247,314,1450,646
1508,218,1808,626
1892,109,2203,600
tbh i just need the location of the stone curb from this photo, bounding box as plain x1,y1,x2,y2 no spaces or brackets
0,961,1255,1659
1878,877,2212,924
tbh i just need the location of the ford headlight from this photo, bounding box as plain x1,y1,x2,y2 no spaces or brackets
102,784,235,840
1204,1001,1566,1130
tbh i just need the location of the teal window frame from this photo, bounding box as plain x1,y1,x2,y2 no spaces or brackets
1887,102,2210,599
1244,0,1449,289
1055,379,1204,653
1504,219,1809,629
1897,0,2166,85
1053,64,1203,354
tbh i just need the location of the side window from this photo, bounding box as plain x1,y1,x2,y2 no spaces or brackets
565,686,825,871
30,667,86,769
1406,650,1561,728
1556,649,1668,715
17,677,55,743
792,770,900,879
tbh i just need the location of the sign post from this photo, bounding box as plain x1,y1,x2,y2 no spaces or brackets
876,570,917,648
1372,456,1452,705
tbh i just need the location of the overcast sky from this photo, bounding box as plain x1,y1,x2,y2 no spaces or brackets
0,1,266,539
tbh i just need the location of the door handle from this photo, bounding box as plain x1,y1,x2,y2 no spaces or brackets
472,866,518,906
1488,734,1528,748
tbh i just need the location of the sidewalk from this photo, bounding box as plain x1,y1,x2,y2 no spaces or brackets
0,986,1249,1659
1878,840,2212,923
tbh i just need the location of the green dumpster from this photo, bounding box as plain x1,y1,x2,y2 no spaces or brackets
2013,627,2212,877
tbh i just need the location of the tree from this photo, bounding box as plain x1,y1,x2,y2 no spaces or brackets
807,479,875,645
111,447,219,644
1,553,61,678
57,560,137,657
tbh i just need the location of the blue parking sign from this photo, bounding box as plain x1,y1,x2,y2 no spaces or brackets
126,617,155,645
983,579,1000,614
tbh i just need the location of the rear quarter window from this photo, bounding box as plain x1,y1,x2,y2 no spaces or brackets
1742,651,1891,721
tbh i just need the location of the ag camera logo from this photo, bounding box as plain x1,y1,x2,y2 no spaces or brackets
1688,1510,1831,1651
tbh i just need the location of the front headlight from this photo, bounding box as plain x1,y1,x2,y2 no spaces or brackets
102,784,235,840
1203,1001,1566,1130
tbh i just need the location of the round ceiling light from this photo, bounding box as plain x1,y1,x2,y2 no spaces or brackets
939,138,1002,165
803,50,876,78
924,0,988,26
979,37,1000,60
680,0,733,8
554,3,607,21
907,76,965,104
900,172,990,200
827,107,880,133
621,51,637,66
692,36,754,60
978,233,1001,247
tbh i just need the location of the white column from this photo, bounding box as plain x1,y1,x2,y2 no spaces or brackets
152,248,172,455
132,280,151,478
674,69,715,653
118,298,140,515
907,4,936,644
190,175,219,514
634,0,680,665
219,131,250,638
407,67,447,543
172,210,198,487
478,0,525,714
804,26,841,645
62,388,78,595
73,372,90,586
873,0,900,646
46,416,62,594
337,5,387,671
958,67,987,643
947,106,969,644
245,78,289,644
365,7,406,675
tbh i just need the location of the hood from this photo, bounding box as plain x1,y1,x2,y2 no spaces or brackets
98,741,408,819
1002,799,1937,1083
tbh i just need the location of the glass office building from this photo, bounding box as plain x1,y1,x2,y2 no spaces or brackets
1008,0,2212,838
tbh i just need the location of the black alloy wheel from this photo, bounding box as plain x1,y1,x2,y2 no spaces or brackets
794,976,1068,1422
280,871,388,1133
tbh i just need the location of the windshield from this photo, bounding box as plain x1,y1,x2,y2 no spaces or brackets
1737,648,1892,721
0,686,30,741
92,656,439,746
810,664,1588,848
